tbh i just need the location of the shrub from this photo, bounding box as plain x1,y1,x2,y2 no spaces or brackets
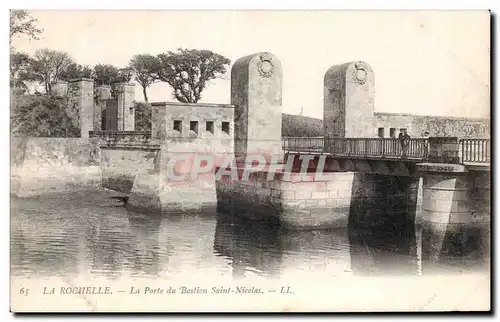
11,94,80,137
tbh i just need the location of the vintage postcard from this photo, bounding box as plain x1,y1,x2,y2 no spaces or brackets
9,10,491,312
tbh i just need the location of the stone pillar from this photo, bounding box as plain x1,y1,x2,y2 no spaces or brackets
416,162,490,261
231,52,282,163
113,82,136,131
68,78,94,138
324,61,374,138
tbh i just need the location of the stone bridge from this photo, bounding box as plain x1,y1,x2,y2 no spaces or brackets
85,52,490,257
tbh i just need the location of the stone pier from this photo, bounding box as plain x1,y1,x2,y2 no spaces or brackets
127,102,235,213
416,137,490,259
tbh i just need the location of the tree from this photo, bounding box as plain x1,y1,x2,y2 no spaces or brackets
92,64,132,86
59,63,93,80
157,48,230,103
10,51,34,93
30,48,74,94
118,67,133,84
129,54,161,102
10,10,43,47
134,102,152,131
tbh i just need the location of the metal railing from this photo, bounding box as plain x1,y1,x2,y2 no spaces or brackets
460,139,490,163
282,136,325,153
326,138,428,159
282,137,428,160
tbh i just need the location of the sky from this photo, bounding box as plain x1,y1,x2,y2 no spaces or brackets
11,10,490,119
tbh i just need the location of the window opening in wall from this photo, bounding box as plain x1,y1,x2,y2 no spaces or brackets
377,127,385,138
173,120,182,133
190,121,199,134
206,121,215,134
222,121,230,134
389,128,396,138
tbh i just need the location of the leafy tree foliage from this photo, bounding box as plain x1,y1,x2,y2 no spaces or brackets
30,48,74,94
157,48,230,103
9,10,43,47
10,51,34,93
129,54,161,102
134,102,152,131
92,64,132,85
11,94,80,137
59,63,93,80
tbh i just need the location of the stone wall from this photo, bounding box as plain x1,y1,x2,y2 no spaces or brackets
216,170,421,230
10,137,101,197
374,112,490,138
281,113,489,138
151,102,236,177
106,101,237,212
151,102,235,140
101,146,160,192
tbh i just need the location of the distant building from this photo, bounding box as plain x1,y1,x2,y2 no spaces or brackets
374,112,490,139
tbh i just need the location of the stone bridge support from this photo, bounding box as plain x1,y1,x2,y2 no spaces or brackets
416,137,490,261
417,163,490,261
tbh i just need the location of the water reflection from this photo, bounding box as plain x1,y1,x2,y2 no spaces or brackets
10,191,489,280
213,214,283,278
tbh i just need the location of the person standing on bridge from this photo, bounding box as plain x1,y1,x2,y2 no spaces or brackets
423,131,430,158
399,129,411,157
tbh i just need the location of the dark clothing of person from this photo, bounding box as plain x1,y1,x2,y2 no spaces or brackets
399,133,410,156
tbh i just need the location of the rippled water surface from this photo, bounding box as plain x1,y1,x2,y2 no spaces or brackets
10,190,489,280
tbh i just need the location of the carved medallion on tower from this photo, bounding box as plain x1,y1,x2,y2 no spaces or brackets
352,61,367,85
257,53,274,78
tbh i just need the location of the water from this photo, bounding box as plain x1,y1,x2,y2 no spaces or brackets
10,190,489,280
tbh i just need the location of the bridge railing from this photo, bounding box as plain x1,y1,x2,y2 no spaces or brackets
325,138,428,159
460,139,490,163
282,137,429,159
282,136,491,164
282,136,325,153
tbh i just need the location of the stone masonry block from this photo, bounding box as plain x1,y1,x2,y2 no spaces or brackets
294,190,312,199
311,191,329,199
